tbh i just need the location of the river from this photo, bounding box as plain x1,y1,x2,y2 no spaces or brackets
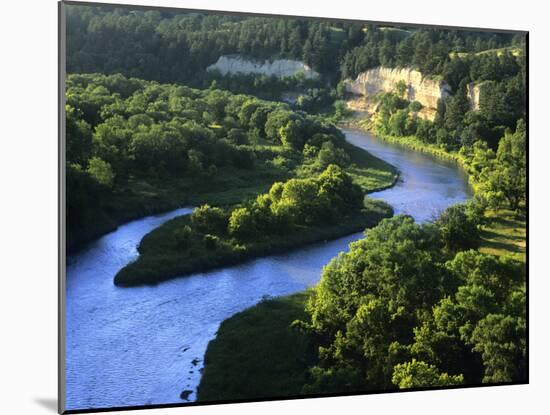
65,129,472,410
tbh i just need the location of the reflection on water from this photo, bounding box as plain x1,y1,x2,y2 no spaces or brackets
65,130,471,410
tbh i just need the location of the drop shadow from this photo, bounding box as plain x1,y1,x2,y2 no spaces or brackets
34,398,57,413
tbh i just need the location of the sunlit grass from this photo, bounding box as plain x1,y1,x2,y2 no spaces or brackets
479,209,526,263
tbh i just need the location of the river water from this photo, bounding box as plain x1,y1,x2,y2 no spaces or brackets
65,130,472,410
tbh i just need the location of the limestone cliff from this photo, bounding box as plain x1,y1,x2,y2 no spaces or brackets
207,55,320,79
467,82,481,110
344,67,451,120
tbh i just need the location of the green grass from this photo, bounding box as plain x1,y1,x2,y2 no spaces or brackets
114,199,393,286
197,292,314,401
346,118,527,264
68,162,290,252
449,46,523,59
479,209,526,263
342,140,399,192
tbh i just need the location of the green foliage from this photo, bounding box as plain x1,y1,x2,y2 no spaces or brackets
459,121,526,213
485,121,526,211
392,359,464,389
470,313,526,383
395,80,408,97
279,118,305,149
65,73,369,249
302,215,448,390
86,157,115,187
198,293,316,401
66,106,93,165
408,250,527,384
437,203,482,252
203,234,220,250
67,5,365,81
341,25,523,85
191,205,228,235
114,165,393,285
228,207,257,239
295,208,526,393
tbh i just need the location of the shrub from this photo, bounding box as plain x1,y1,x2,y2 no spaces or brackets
191,205,228,234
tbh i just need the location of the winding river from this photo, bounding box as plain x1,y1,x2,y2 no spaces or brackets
65,129,472,411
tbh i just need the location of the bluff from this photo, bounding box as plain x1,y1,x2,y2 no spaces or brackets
467,82,482,110
207,55,320,79
344,67,452,120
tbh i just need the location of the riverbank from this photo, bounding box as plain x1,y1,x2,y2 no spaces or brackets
112,129,399,286
196,124,526,400
67,164,288,253
114,199,392,286
343,117,526,262
69,133,398,255
197,292,315,401
340,117,465,163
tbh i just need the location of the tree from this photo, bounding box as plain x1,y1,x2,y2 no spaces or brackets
392,359,464,389
302,216,448,391
279,118,305,149
317,164,362,212
388,109,409,136
444,80,470,131
227,128,248,145
86,157,115,187
486,120,526,212
265,109,294,143
437,203,481,252
275,178,322,225
191,205,228,234
228,207,257,239
66,106,93,166
316,141,350,170
470,314,526,383
395,80,408,98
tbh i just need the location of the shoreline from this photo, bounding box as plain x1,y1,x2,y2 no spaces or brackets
114,203,393,286
196,120,526,401
112,129,401,287
338,117,480,193
67,128,400,257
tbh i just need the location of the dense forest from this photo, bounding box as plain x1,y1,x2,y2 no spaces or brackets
198,205,526,399
67,5,523,87
65,73,395,250
297,210,525,392
65,3,527,402
66,5,526,146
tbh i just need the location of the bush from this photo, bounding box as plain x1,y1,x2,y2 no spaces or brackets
203,234,220,250
316,141,350,170
86,157,115,187
174,225,193,250
227,128,249,145
437,204,481,252
228,207,257,239
191,205,228,234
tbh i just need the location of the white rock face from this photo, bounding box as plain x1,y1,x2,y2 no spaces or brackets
207,55,320,79
345,67,451,114
467,82,481,110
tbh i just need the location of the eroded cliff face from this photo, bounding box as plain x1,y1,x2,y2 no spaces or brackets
467,82,481,110
207,55,320,79
344,67,452,120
